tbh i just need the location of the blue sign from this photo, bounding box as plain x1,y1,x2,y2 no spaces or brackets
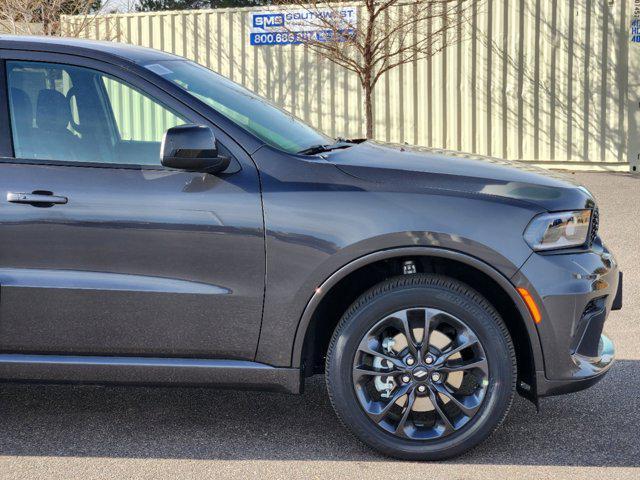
250,7,357,46
250,29,355,46
632,19,640,43
252,13,284,29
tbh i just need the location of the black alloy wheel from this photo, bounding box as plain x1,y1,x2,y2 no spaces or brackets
352,306,489,439
326,274,516,460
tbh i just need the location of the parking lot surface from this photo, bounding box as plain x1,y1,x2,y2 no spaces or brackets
0,172,638,479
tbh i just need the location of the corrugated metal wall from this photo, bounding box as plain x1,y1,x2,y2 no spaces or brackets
63,1,631,168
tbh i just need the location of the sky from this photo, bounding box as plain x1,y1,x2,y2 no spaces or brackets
103,0,139,12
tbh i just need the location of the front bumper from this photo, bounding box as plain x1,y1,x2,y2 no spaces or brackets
513,239,620,397
535,334,615,396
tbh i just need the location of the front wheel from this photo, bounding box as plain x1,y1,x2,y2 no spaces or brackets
325,274,516,460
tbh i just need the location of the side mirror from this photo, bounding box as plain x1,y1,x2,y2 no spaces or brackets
161,124,230,174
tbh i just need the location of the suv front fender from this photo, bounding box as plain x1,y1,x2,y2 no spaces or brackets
285,246,544,384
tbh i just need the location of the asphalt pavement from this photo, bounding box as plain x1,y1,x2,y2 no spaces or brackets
0,171,638,479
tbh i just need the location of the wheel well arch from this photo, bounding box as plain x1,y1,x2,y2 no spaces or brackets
293,247,543,397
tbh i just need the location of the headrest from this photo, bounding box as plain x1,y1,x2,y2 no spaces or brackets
9,88,33,130
36,89,71,133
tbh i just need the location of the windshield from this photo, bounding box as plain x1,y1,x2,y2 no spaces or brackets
144,60,332,153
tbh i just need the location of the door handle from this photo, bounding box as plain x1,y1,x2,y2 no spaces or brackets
7,191,68,206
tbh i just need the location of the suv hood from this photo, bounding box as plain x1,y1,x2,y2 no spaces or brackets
328,142,594,211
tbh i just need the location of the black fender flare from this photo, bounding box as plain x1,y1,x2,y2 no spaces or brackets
290,246,544,377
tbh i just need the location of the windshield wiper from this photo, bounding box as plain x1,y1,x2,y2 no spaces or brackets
297,139,357,155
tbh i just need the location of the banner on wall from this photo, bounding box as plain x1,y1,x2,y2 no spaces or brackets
249,7,357,46
632,0,640,43
629,1,640,171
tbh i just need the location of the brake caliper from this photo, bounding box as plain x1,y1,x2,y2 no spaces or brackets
373,337,397,398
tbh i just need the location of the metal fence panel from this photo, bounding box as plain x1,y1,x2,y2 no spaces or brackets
63,1,631,168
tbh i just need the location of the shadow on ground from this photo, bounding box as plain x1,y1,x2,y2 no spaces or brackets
0,359,636,467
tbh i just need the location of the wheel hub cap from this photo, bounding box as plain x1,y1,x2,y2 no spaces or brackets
411,366,429,381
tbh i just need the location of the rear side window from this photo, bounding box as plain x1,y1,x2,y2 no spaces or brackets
6,61,187,165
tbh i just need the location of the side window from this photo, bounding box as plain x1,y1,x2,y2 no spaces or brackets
6,61,187,165
101,76,185,144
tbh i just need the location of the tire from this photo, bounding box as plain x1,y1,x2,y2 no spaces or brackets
325,274,516,460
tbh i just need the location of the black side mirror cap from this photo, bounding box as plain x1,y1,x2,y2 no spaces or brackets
161,124,231,174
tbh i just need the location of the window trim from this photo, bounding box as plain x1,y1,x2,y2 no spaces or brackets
0,59,13,158
0,156,167,171
0,52,238,171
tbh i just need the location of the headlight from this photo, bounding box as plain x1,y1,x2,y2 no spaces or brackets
524,210,592,251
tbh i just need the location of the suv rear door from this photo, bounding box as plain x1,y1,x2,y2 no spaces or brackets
0,51,265,360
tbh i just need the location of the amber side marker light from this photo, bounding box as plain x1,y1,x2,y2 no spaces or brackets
517,287,542,324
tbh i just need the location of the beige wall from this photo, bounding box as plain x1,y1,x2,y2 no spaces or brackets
63,1,634,170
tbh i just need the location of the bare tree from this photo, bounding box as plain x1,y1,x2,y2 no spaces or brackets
0,0,108,37
274,0,477,138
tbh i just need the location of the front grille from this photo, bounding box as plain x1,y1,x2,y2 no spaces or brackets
588,207,599,247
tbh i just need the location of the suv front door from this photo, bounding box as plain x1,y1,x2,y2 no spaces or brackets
0,53,265,360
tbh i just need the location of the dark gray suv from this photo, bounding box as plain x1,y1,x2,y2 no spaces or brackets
0,37,622,460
